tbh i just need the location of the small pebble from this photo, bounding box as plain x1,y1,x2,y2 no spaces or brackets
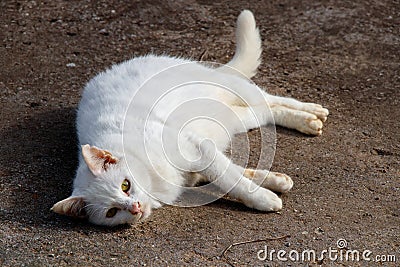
314,227,324,235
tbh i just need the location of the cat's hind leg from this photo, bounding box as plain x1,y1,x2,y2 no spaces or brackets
264,94,329,122
228,105,275,133
214,86,328,136
264,94,329,135
271,105,325,135
224,102,324,136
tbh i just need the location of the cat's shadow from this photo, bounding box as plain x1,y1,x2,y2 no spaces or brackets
0,107,118,232
275,125,315,138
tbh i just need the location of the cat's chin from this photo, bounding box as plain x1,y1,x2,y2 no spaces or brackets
137,207,151,222
126,210,150,225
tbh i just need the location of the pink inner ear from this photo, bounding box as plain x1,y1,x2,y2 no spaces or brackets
102,151,118,166
51,196,87,218
81,144,118,176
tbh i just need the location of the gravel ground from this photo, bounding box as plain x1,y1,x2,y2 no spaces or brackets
0,0,399,266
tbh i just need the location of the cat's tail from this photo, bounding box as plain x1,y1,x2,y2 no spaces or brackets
218,10,262,79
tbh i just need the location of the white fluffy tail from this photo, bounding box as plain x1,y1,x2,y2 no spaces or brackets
219,10,262,79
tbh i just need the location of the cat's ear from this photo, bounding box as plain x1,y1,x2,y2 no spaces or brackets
51,196,87,218
81,144,118,176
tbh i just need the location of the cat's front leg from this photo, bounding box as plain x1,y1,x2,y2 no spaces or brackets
233,179,283,212
191,138,283,211
243,168,293,193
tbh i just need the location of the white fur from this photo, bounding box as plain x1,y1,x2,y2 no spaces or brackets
218,10,262,78
52,10,329,226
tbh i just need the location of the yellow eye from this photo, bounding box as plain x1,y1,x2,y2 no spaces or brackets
121,179,130,193
106,207,118,218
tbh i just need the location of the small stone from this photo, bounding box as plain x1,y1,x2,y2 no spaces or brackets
362,131,370,136
314,227,324,235
66,63,76,67
99,29,109,36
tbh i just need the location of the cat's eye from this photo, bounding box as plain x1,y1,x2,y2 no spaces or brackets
121,179,130,193
106,207,119,218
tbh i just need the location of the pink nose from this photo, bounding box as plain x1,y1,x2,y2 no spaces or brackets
130,202,141,215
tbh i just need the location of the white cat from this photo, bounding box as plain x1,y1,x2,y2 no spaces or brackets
52,10,328,226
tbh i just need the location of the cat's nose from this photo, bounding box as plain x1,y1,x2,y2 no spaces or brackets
130,202,141,215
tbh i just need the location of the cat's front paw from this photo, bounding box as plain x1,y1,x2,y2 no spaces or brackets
245,169,293,193
265,172,293,193
243,189,283,212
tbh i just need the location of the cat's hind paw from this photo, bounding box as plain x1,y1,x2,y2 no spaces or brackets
300,103,329,123
303,114,324,136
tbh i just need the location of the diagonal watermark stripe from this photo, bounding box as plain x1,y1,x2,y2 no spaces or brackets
122,61,277,207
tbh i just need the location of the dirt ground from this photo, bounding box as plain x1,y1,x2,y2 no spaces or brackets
1,0,399,266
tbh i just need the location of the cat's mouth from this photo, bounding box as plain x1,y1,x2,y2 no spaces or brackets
129,202,142,215
133,203,152,223
128,202,147,223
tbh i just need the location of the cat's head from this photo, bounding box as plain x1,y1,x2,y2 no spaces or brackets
51,145,155,226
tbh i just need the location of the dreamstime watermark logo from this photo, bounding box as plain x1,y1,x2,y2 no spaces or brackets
257,238,397,264
122,61,276,207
